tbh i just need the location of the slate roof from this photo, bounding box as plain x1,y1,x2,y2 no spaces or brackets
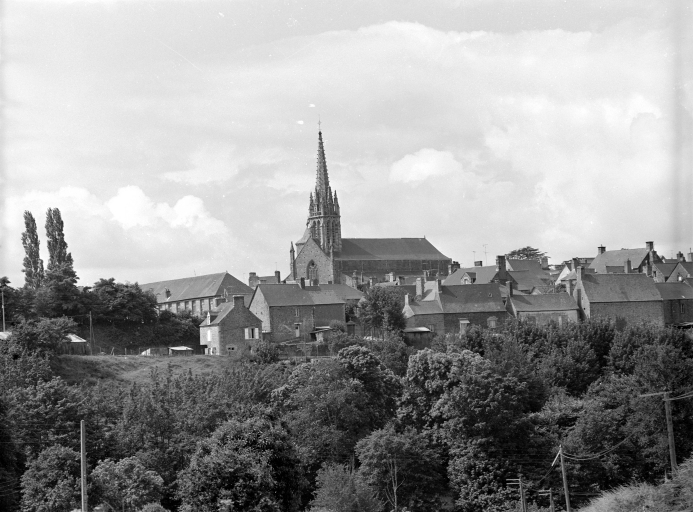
205,300,259,326
580,273,661,303
509,293,579,312
508,270,552,291
655,282,693,300
506,259,544,272
316,284,364,301
653,263,679,281
253,284,344,307
443,266,498,285
408,283,506,315
336,238,450,261
589,248,651,274
141,272,252,303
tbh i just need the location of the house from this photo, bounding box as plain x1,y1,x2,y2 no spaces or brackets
571,266,664,326
286,130,452,287
443,264,498,285
506,286,579,326
666,260,693,283
59,333,89,355
555,257,594,287
199,295,263,358
588,241,662,276
248,271,282,289
403,281,508,336
655,282,693,325
168,346,194,356
141,272,253,316
248,280,346,343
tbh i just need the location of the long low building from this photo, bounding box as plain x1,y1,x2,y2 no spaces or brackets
140,272,253,316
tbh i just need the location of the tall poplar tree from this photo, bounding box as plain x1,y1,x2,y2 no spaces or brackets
45,207,74,272
21,211,44,289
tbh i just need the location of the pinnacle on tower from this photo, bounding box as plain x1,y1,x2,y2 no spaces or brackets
316,131,330,197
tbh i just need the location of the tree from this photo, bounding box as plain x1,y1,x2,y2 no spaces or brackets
176,415,306,512
91,457,164,511
21,211,44,289
356,425,446,512
8,317,77,355
45,207,74,273
89,278,158,325
506,246,547,261
20,445,81,512
0,400,20,512
310,463,382,512
357,287,407,334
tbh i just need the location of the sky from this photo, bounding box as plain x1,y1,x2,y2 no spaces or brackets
1,0,691,287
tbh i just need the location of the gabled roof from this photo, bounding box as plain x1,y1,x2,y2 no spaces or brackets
407,283,506,316
336,238,450,261
509,293,579,312
655,282,693,300
316,284,364,301
253,284,344,307
508,270,552,291
589,248,651,274
506,259,544,272
580,273,661,303
443,266,498,285
141,272,252,303
205,300,259,326
652,263,679,280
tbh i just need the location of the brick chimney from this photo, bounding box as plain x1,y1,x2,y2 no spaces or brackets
624,259,632,273
299,277,306,289
232,295,245,309
677,252,685,262
688,251,693,262
275,270,281,283
508,281,513,297
496,255,507,283
248,272,257,288
415,277,424,298
540,256,549,269
474,260,483,267
598,245,606,255
577,265,584,282
566,276,574,296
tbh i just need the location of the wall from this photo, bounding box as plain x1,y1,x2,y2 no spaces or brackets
589,301,665,327
517,310,579,326
662,299,693,325
293,238,335,284
268,303,345,343
405,310,507,335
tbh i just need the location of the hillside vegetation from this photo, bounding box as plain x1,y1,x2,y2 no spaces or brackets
50,355,236,385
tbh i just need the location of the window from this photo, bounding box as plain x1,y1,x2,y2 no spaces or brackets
681,303,686,315
244,328,259,339
185,300,190,310
487,316,498,329
227,345,236,352
294,323,301,338
207,330,211,342
295,307,300,318
459,319,470,334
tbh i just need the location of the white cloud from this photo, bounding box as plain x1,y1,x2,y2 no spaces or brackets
160,145,238,186
390,149,463,183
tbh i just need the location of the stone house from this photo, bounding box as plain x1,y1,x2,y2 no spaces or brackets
199,295,263,358
249,280,346,343
403,282,508,335
666,261,693,283
141,272,253,316
570,266,664,326
506,287,579,326
588,241,662,275
248,271,282,289
655,282,693,325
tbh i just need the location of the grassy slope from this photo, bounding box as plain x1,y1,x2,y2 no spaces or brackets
50,355,235,385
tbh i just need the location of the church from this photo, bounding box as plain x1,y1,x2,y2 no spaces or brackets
287,130,453,286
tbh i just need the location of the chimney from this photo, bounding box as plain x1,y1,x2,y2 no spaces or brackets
646,241,654,251
165,288,171,298
436,279,443,293
398,276,405,286
540,256,549,269
448,264,453,275
232,295,245,309
415,277,424,298
508,281,513,297
275,270,281,283
388,272,395,282
566,277,574,296
688,251,693,262
598,245,606,255
299,277,306,289
451,261,460,273
571,257,580,271
677,252,685,262
474,260,483,267
577,265,584,283
624,259,632,273
496,255,507,283
404,293,409,307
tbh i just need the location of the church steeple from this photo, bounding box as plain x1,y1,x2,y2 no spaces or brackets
306,129,341,253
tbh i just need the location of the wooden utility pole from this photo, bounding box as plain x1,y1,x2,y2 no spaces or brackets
664,392,678,474
506,475,527,512
559,445,571,512
539,489,556,512
81,420,87,512
1,289,6,332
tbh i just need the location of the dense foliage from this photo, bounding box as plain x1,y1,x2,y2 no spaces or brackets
1,315,692,511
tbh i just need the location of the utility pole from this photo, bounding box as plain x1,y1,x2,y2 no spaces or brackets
559,445,571,512
89,311,94,355
539,490,555,512
1,289,5,332
664,392,678,474
640,391,678,475
506,475,527,512
81,420,87,512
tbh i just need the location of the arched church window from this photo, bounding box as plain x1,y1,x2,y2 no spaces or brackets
307,261,319,284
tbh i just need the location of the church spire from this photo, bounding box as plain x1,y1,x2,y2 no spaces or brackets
316,130,330,198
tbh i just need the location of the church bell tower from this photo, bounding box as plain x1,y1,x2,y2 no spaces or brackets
307,130,342,252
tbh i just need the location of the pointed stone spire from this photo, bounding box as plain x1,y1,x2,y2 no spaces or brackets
309,192,314,215
333,191,339,213
315,131,330,198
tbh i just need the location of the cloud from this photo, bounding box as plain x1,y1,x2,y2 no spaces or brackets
160,144,238,186
389,148,463,183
